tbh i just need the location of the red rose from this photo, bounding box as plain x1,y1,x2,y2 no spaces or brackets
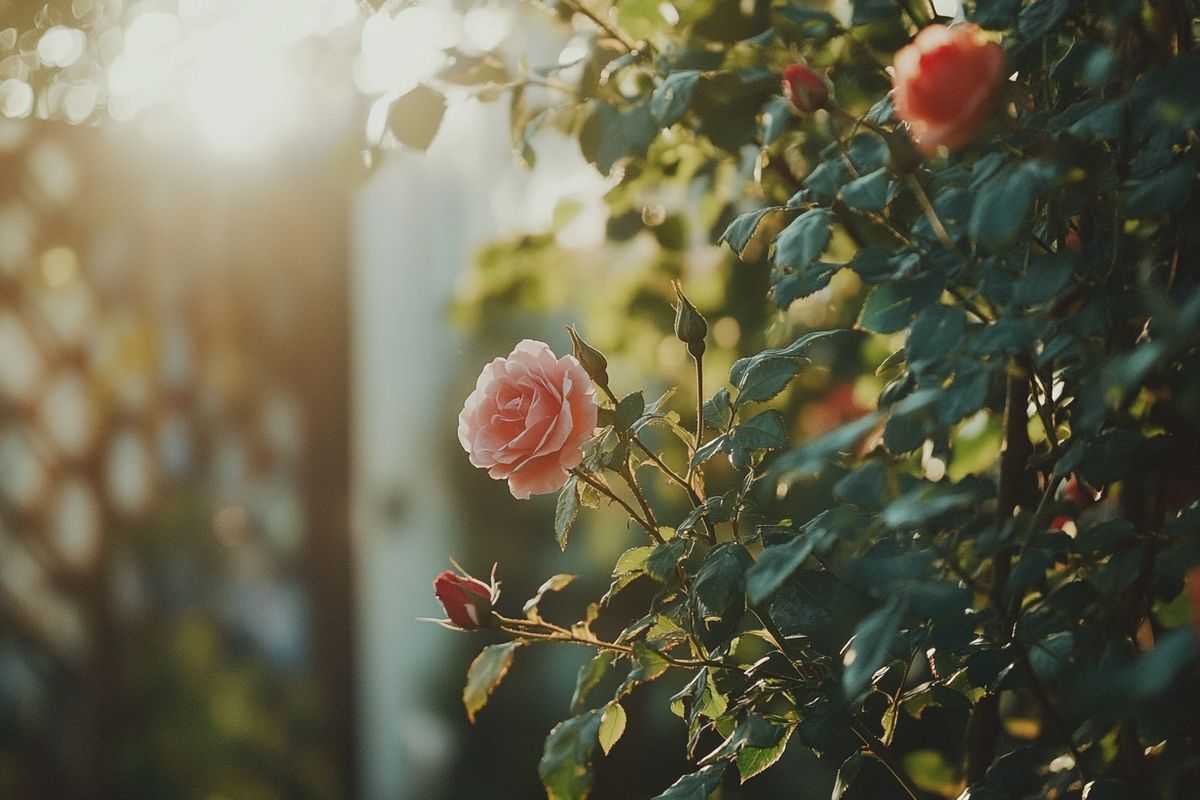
892,24,1006,155
434,569,497,630
782,62,830,113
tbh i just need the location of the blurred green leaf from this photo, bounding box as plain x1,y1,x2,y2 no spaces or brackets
387,85,446,150
539,710,603,800
651,763,727,799
464,641,521,723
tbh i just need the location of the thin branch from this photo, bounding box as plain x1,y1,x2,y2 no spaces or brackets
850,718,922,800
687,353,704,484
909,175,965,261
559,0,643,54
572,467,661,542
619,460,659,532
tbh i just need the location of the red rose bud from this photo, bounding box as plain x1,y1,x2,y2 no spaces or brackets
1063,475,1093,510
782,62,830,114
434,570,496,630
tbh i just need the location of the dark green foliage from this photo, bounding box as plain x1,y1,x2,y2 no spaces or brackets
442,1,1200,798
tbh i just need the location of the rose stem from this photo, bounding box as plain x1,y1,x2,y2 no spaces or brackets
571,467,662,543
596,379,714,542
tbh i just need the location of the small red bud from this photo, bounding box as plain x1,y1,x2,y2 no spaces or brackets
434,569,496,630
781,62,831,114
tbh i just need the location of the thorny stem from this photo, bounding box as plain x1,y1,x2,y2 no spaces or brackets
883,626,927,747
571,467,661,542
619,461,659,533
495,615,803,680
909,174,965,261
597,379,714,541
687,353,704,484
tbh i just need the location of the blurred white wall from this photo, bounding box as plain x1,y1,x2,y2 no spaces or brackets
350,76,607,797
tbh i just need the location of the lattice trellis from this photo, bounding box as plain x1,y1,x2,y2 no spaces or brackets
0,120,354,800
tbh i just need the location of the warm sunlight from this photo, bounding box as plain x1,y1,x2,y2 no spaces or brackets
107,0,357,159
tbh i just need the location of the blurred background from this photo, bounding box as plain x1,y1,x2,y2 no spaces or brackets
0,1,882,798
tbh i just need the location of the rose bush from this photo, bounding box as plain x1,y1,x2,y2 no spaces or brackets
892,23,1006,154
457,339,598,500
420,1,1200,798
433,569,497,630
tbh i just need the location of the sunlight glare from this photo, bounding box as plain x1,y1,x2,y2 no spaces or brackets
107,0,357,160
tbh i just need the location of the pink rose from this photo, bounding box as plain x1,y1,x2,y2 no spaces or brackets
458,339,598,499
892,23,1006,155
434,569,497,629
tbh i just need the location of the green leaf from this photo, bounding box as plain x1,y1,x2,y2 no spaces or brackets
617,0,666,41
556,477,580,550
842,596,906,700
647,538,689,581
1122,159,1197,218
833,460,888,509
1028,631,1074,681
831,752,863,799
387,85,446,151
736,725,794,782
679,496,729,535
773,207,834,271
539,710,604,800
799,160,852,202
729,409,788,469
598,702,627,755
701,714,784,763
614,545,655,575
760,96,794,146
847,246,896,283
772,262,839,308
840,168,891,212
464,641,521,723
906,304,967,369
703,388,734,430
651,763,727,799
746,534,815,604
524,574,576,619
720,207,782,261
882,482,988,529
969,160,1055,249
572,653,612,713
938,364,993,424
730,330,845,406
630,641,671,682
858,274,943,334
651,71,702,126
580,101,659,175
972,0,1020,29
695,543,753,615
772,413,879,476
691,433,730,469
1017,0,1069,41
615,391,646,430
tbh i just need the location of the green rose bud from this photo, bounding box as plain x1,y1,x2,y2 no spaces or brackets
565,324,609,391
672,280,707,359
